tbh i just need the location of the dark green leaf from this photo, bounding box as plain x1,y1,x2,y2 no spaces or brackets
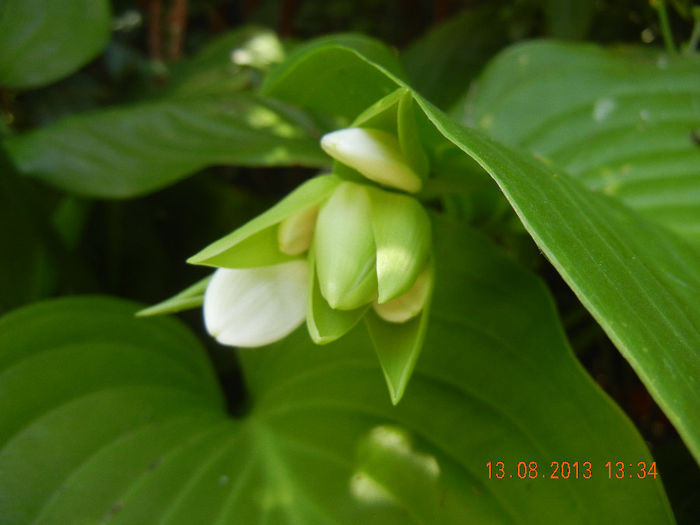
263,34,404,122
4,93,327,198
402,5,510,109
0,147,54,313
543,0,595,40
0,0,111,89
0,216,674,522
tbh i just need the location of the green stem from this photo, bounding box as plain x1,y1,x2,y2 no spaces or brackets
655,0,677,55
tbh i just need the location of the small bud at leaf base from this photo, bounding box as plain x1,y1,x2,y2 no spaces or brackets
373,265,431,323
278,205,318,255
321,128,422,193
314,182,378,310
203,261,308,347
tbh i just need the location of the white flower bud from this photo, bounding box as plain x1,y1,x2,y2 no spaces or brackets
321,128,422,193
203,261,308,347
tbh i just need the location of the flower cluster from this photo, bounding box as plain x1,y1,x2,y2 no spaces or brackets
190,127,433,349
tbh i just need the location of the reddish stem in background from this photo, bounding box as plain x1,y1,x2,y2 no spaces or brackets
167,0,188,60
279,0,300,37
206,4,228,33
434,0,449,20
144,0,163,60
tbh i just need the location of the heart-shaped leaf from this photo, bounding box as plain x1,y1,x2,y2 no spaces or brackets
0,217,674,522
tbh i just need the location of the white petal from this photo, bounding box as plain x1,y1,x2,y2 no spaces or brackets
320,128,422,193
203,261,308,347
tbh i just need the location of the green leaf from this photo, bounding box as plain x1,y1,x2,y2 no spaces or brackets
262,39,700,462
4,93,328,198
263,34,404,121
353,87,405,131
352,88,429,178
0,0,111,89
136,276,211,317
401,5,510,109
456,41,700,246
421,99,700,463
188,175,339,268
365,260,433,405
397,93,430,178
0,219,674,522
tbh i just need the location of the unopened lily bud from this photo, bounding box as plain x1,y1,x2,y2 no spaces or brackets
367,187,431,304
278,205,318,255
314,182,378,310
321,128,422,193
373,265,431,323
203,261,308,347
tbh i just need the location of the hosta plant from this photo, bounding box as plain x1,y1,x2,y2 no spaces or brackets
0,1,698,523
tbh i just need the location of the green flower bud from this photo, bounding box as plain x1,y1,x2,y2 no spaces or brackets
320,127,423,193
367,186,431,304
372,264,432,323
314,181,378,310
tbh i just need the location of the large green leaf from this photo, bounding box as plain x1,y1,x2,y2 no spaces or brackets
455,41,700,246
3,93,327,198
263,34,405,122
0,218,673,523
261,37,700,462
0,0,111,89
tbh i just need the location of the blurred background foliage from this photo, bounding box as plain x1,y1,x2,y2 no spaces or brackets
1,0,698,521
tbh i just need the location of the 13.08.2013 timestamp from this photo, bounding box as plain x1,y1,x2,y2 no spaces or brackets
486,461,658,480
